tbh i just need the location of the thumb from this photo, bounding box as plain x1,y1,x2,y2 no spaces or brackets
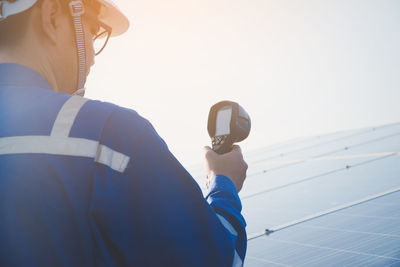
203,146,212,152
204,146,217,160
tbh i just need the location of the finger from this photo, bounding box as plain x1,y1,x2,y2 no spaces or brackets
203,146,212,152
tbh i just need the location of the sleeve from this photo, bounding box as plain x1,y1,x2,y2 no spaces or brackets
89,107,247,267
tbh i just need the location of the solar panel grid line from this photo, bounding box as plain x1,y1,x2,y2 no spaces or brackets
257,239,313,264
366,202,400,207
302,249,348,266
348,152,398,169
334,250,385,267
245,256,292,267
319,210,400,237
255,238,313,264
244,185,400,239
339,202,400,216
246,187,400,241
243,153,398,200
246,204,400,266
248,123,400,165
320,195,400,215
344,256,399,267
296,224,400,238
333,254,393,267
303,251,368,267
268,187,400,233
246,151,399,178
249,151,400,169
246,132,400,178
272,242,309,264
313,132,400,158
385,261,400,267
346,234,391,256
244,150,400,193
316,228,365,252
246,136,400,184
363,237,400,259
247,236,400,267
334,233,399,262
248,157,334,177
249,126,368,156
296,248,350,267
332,215,381,238
339,212,400,219
244,259,284,267
246,151,399,184
376,259,400,267
249,128,373,164
350,255,386,267
265,237,400,261
244,168,343,199
288,244,329,266
245,135,315,158
311,253,355,267
246,134,332,161
245,240,290,264
300,229,352,252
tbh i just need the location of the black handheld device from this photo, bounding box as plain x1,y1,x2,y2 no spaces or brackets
207,100,251,154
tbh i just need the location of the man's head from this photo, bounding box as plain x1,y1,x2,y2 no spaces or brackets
0,0,128,95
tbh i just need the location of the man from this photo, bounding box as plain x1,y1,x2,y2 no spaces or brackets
0,0,248,266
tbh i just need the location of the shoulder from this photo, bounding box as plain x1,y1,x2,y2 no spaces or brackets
82,99,168,156
103,103,157,138
80,98,148,129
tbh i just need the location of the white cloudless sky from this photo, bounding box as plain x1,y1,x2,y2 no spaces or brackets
86,0,400,168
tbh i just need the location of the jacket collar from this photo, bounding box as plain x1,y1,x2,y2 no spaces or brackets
0,63,52,90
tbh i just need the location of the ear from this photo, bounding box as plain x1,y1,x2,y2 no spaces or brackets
39,0,65,44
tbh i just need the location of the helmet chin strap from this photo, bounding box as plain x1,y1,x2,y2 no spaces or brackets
69,0,86,97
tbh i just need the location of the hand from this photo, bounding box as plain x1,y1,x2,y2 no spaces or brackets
204,145,248,193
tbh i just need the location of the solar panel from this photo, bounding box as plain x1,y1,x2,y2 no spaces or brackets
186,122,400,266
245,122,400,164
243,153,400,234
240,123,400,234
246,190,400,267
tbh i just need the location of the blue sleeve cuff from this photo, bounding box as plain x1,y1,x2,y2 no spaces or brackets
205,175,246,228
207,175,238,196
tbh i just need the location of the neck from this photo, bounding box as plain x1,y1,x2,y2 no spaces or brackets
0,43,60,92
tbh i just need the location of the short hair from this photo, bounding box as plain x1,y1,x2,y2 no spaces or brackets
0,0,100,47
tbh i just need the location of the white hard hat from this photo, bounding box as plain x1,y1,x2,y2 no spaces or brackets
0,0,129,36
95,0,129,36
0,0,37,21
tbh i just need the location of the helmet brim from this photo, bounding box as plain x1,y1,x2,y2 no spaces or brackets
97,0,129,37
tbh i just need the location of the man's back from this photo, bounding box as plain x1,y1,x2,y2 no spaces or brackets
0,63,123,265
0,63,247,266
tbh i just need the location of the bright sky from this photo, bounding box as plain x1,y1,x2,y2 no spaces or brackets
86,0,400,168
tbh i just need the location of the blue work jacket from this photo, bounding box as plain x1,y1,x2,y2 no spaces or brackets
0,63,246,266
